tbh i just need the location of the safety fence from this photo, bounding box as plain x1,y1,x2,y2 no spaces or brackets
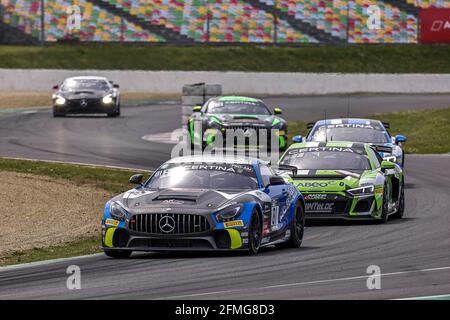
0,0,449,44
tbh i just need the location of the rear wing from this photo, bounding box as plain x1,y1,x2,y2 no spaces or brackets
371,144,393,154
276,164,298,176
306,122,315,129
381,121,390,129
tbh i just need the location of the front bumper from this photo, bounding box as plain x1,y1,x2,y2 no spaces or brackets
303,192,380,220
203,127,287,150
101,216,250,252
53,98,117,114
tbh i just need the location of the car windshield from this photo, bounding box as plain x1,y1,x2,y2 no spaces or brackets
145,163,258,190
62,79,110,91
280,149,371,170
310,126,390,143
207,100,271,115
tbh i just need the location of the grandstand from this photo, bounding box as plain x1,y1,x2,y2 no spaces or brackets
0,0,448,44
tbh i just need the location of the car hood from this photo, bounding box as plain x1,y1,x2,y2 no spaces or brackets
208,114,284,127
287,169,375,193
60,89,110,100
112,188,248,213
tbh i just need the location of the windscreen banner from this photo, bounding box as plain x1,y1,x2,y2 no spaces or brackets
420,8,450,44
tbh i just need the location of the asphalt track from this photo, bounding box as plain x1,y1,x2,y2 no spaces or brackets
0,94,450,299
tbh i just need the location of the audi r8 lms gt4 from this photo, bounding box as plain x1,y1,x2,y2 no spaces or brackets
187,96,288,152
278,141,405,222
101,155,305,258
292,118,407,168
52,76,121,117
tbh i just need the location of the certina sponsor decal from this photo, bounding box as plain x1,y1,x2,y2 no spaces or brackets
323,123,378,130
288,147,355,154
305,202,334,213
105,219,120,227
224,220,244,228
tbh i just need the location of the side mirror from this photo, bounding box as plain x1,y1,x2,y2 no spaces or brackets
381,161,396,170
192,106,202,112
274,107,282,115
292,135,303,143
268,176,285,186
52,85,59,90
395,134,407,144
129,174,143,185
113,84,120,89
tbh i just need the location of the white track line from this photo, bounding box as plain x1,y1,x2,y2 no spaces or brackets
1,156,150,172
0,253,104,272
158,266,450,300
397,293,450,300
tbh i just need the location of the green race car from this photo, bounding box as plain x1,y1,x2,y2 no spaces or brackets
278,141,405,222
188,96,288,151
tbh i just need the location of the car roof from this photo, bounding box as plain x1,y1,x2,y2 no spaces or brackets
165,155,261,166
314,118,384,127
64,76,110,81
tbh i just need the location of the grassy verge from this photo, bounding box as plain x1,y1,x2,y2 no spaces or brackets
0,158,148,194
0,91,180,110
0,237,101,267
0,158,149,266
288,107,450,154
1,44,450,73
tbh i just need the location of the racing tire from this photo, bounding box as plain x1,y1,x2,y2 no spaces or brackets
53,108,66,117
392,182,405,219
275,202,305,249
247,209,262,255
103,249,132,258
379,184,390,224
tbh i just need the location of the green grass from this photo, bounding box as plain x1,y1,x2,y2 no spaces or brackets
0,158,150,266
0,237,101,267
288,107,450,154
0,158,149,194
1,44,450,73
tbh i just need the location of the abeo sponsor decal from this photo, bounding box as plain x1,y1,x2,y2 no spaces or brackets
420,8,450,44
105,218,120,227
224,220,244,228
297,181,336,188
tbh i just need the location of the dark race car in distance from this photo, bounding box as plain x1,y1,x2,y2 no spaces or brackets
101,155,305,257
52,76,121,117
188,96,288,152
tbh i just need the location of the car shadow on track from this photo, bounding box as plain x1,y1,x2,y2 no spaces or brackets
126,245,319,260
306,217,416,227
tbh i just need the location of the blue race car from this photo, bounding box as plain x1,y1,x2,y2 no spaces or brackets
101,155,305,257
292,118,407,167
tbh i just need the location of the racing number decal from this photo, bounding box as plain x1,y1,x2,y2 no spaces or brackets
271,201,279,226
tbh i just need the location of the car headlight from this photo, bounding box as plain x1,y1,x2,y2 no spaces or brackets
102,94,114,104
348,185,374,196
383,155,397,163
216,204,244,222
208,117,222,129
55,95,66,105
109,201,128,221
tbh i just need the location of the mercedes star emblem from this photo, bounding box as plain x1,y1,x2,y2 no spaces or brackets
80,99,88,107
159,215,175,233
